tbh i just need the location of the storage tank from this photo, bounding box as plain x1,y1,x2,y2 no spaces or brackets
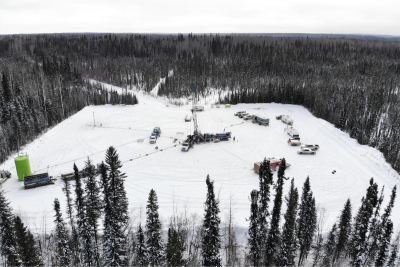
14,155,32,181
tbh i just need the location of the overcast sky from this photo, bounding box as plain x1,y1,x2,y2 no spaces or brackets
1,0,399,36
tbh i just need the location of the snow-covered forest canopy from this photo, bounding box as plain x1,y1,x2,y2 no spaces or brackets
1,34,399,171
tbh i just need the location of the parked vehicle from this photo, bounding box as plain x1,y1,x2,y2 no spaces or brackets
234,111,246,116
252,116,270,126
301,144,320,151
288,139,301,146
0,170,11,179
193,106,204,111
281,115,294,125
149,136,157,144
276,115,283,120
285,126,300,139
238,113,249,118
243,114,254,120
152,127,161,137
297,148,316,155
181,142,193,152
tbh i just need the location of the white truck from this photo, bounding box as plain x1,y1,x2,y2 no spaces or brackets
149,135,157,144
281,115,294,125
285,126,300,140
0,170,11,179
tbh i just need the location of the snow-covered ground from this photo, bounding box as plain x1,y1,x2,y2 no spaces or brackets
1,83,399,236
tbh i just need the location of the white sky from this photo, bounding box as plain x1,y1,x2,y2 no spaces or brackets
0,0,399,36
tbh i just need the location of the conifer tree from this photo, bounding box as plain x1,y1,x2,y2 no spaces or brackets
0,188,20,266
166,227,186,266
134,224,148,267
202,175,221,267
258,158,273,257
374,186,397,266
350,178,379,266
297,176,317,266
146,189,164,266
333,199,352,265
62,178,79,262
14,216,43,266
84,158,102,267
53,198,72,267
73,163,92,265
322,223,337,267
387,231,399,267
276,178,299,267
248,190,260,266
265,162,285,265
103,147,129,266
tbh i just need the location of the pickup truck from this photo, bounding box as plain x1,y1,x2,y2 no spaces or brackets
238,113,249,118
234,111,246,116
297,147,316,155
288,139,301,146
243,114,254,120
301,144,320,151
149,135,157,144
181,142,193,152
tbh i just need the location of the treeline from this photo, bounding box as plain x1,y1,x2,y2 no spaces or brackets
0,152,398,266
0,34,398,172
0,58,138,164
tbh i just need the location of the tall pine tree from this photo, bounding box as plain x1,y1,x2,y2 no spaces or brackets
265,159,286,265
134,224,148,267
73,163,92,265
14,216,43,266
0,188,20,266
297,176,317,266
276,178,299,267
333,198,352,265
350,178,379,267
84,158,102,267
146,189,164,266
202,175,221,267
248,190,260,267
258,158,273,259
103,147,129,266
53,198,72,267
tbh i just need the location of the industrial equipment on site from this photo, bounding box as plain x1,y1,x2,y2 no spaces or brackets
181,83,232,152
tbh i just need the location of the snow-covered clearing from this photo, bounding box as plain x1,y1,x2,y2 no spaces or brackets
1,83,399,235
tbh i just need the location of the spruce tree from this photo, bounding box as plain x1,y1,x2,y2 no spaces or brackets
297,176,317,266
62,178,79,262
202,175,221,267
0,188,20,266
387,231,399,267
84,158,102,267
350,178,379,267
322,223,337,267
135,224,148,267
166,227,186,266
375,186,397,266
146,189,164,266
53,198,72,267
73,163,92,265
265,162,285,265
258,158,273,258
14,216,43,266
248,190,260,266
103,147,129,266
333,198,352,265
276,178,299,267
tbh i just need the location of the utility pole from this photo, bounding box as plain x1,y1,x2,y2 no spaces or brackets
93,111,95,127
